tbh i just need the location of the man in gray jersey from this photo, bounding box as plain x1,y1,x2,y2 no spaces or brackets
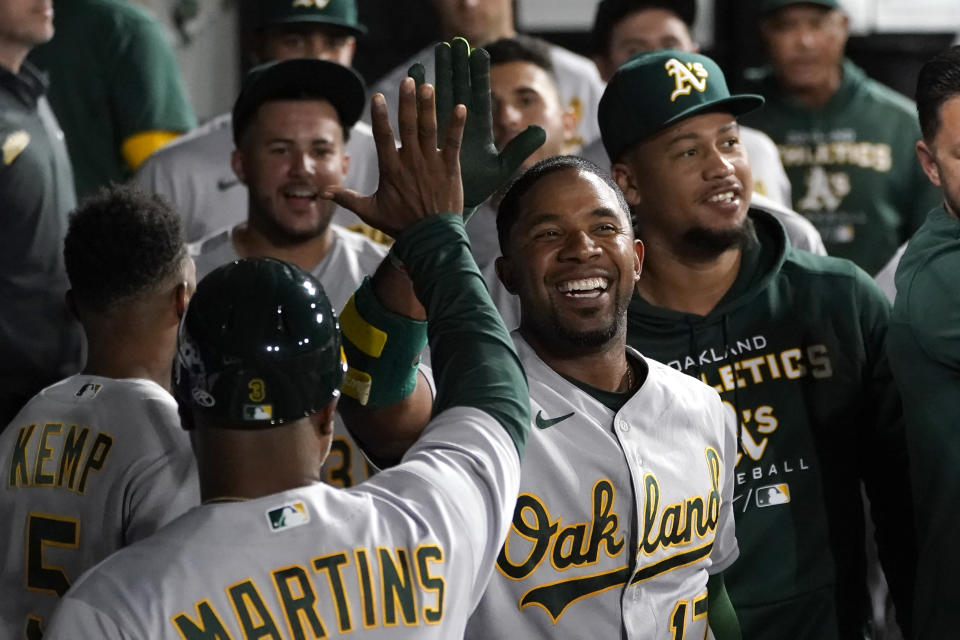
190,57,387,488
581,0,824,255
0,185,198,637
44,69,531,640
134,0,382,243
333,40,742,640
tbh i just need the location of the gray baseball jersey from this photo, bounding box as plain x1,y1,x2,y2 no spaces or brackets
192,224,388,488
0,375,198,637
133,113,379,242
465,335,739,639
369,42,605,149
874,240,908,303
43,405,520,640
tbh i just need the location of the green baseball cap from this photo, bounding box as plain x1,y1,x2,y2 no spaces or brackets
257,0,367,36
232,58,367,144
758,0,841,15
599,49,764,160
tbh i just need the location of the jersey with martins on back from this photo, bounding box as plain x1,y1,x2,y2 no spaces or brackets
466,335,738,639
0,375,198,637
192,224,387,489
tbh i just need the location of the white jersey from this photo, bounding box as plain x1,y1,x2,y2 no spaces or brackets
133,112,380,242
874,240,908,303
368,42,605,149
0,375,198,635
465,335,739,639
192,224,388,488
43,405,520,640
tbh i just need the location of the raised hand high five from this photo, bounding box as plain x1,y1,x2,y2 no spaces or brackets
322,77,466,239
409,38,545,212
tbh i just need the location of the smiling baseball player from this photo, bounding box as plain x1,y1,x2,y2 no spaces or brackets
42,63,530,640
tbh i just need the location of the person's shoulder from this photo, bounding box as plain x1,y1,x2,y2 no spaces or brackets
546,43,603,83
331,224,389,258
144,114,232,162
81,0,163,31
848,64,917,116
643,353,718,397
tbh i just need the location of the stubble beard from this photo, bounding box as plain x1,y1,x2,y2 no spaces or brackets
248,195,333,248
679,216,756,262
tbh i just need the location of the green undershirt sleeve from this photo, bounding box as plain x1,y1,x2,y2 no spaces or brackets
392,212,530,456
707,572,741,640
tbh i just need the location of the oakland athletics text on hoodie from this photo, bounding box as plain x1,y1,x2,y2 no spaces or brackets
626,209,915,640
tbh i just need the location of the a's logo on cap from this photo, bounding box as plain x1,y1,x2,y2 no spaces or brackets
292,0,332,8
665,58,709,102
266,501,310,531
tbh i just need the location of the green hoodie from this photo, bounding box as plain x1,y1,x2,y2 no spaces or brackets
740,59,940,275
626,209,915,639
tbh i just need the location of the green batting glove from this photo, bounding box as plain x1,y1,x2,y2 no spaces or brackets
409,38,545,215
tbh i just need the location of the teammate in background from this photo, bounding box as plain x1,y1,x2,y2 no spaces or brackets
887,45,960,639
0,185,199,637
582,0,825,255
368,0,604,149
335,40,741,640
29,0,196,198
43,72,532,639
191,57,387,488
739,0,939,274
0,0,83,428
602,49,915,638
134,0,380,243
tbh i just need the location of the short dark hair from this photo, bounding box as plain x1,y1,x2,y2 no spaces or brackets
917,45,960,142
497,155,632,254
485,34,556,78
64,185,187,312
591,0,696,56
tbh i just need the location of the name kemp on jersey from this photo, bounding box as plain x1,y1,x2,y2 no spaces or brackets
8,422,113,493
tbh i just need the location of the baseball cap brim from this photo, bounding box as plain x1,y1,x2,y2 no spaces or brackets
759,0,841,15
263,14,367,37
232,58,367,145
657,93,765,137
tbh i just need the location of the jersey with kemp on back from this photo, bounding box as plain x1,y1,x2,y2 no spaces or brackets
42,405,520,640
740,60,940,275
465,335,738,639
0,375,198,637
192,224,388,489
626,210,912,638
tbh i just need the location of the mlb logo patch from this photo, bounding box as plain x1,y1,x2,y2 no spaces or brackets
266,501,310,532
756,484,791,507
75,383,103,399
243,404,273,420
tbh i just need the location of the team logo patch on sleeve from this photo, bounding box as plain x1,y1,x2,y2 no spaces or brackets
2,130,29,165
756,483,791,507
266,501,310,532
74,383,103,399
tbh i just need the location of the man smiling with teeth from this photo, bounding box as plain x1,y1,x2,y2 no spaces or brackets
603,50,916,639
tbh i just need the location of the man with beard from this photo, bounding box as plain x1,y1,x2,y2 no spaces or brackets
331,45,742,638
887,45,960,638
192,58,387,488
603,49,915,639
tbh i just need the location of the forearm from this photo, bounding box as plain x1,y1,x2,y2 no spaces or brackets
393,212,529,455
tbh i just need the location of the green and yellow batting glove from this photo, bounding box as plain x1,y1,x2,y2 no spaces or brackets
409,37,545,216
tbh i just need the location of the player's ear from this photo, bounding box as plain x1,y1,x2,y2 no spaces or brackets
230,149,247,185
632,239,644,284
495,255,518,295
916,139,942,188
612,161,642,207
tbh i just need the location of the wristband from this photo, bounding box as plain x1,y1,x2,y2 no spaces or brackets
339,277,427,407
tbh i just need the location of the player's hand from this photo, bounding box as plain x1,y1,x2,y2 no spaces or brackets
322,78,466,238
409,38,545,214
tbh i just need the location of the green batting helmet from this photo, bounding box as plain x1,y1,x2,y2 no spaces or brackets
174,257,346,427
